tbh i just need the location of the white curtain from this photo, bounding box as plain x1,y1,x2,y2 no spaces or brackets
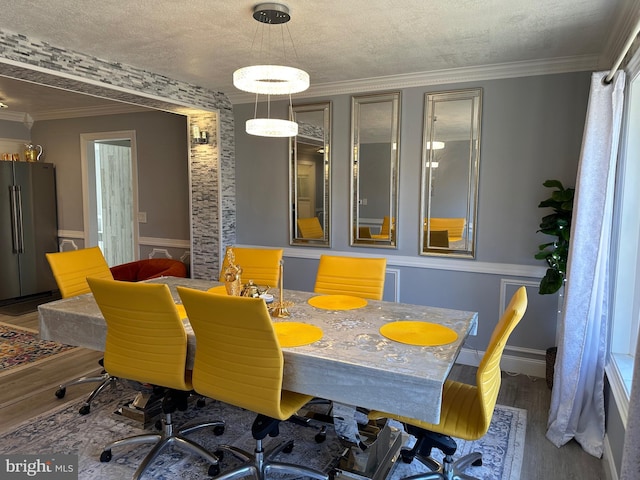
546,71,626,457
621,327,640,478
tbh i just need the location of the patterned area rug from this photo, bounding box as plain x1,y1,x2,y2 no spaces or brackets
0,322,77,375
0,383,526,479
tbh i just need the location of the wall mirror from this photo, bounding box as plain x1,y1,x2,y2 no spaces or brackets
421,88,482,258
350,92,401,248
289,102,331,247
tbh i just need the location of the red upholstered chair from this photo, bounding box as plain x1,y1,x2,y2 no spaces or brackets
110,258,188,281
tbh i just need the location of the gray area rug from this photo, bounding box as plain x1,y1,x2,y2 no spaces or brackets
0,384,526,479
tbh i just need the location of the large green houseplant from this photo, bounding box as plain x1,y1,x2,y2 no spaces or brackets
535,179,575,295
535,179,575,389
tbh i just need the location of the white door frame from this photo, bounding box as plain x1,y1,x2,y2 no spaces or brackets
80,130,139,261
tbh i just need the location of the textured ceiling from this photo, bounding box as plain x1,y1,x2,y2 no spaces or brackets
0,0,635,115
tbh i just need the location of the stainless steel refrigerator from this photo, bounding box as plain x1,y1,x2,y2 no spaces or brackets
1,161,58,302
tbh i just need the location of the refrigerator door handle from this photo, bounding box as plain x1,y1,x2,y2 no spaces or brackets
9,185,24,254
16,186,24,254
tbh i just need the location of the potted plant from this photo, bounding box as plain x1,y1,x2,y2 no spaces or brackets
535,179,575,294
535,179,575,388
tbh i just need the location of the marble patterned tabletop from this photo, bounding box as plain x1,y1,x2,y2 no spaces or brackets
39,277,478,424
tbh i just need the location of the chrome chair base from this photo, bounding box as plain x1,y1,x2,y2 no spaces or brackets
212,437,328,480
55,372,118,415
100,399,225,480
212,414,328,480
402,452,483,480
398,426,482,480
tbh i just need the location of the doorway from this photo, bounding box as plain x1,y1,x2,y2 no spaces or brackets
81,131,138,266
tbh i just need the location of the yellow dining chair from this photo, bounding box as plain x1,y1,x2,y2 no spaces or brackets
177,287,329,480
46,246,117,414
297,217,324,239
314,254,387,300
428,218,465,242
87,277,225,480
368,286,528,480
219,246,283,287
371,215,395,240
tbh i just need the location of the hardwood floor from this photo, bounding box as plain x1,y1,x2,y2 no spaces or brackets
0,309,607,479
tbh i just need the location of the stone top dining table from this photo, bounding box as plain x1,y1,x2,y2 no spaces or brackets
39,276,478,425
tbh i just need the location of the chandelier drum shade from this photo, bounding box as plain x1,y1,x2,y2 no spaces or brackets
246,118,298,137
233,65,309,95
426,141,445,150
235,2,309,138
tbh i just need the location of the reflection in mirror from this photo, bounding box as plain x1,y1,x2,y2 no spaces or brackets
421,88,482,258
289,102,331,246
350,92,401,248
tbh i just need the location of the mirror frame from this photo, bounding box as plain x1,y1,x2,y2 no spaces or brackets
420,88,482,258
289,102,332,247
350,91,401,248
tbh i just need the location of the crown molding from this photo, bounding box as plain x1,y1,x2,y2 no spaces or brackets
227,54,600,104
0,110,27,122
32,103,150,121
0,103,149,123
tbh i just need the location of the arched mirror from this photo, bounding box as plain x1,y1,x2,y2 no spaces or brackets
289,102,331,247
350,92,401,248
421,88,482,258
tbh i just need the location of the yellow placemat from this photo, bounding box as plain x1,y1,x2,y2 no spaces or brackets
207,285,229,295
307,295,367,310
379,321,458,346
175,303,187,319
273,322,323,347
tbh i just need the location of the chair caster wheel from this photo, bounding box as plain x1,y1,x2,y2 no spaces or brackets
315,426,327,443
100,450,112,462
213,425,225,436
214,450,224,461
78,404,90,415
283,441,294,454
197,398,206,408
400,448,414,464
208,463,220,476
55,387,66,399
472,458,483,467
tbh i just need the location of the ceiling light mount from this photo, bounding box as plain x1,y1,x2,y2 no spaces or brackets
252,3,290,24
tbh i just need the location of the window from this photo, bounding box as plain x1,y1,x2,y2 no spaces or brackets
608,51,640,424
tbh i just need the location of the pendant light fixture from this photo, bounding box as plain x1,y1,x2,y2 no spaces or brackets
234,3,309,138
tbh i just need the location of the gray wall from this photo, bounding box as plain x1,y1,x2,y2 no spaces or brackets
233,71,590,356
31,110,189,242
359,143,392,219
0,119,30,140
430,140,472,218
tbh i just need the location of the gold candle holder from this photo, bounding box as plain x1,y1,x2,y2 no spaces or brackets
269,260,293,318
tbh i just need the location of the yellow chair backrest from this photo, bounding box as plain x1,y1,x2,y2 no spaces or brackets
314,255,386,300
380,216,395,236
297,217,324,239
87,277,190,391
218,247,283,287
46,246,113,298
177,287,292,420
475,286,528,432
429,218,465,241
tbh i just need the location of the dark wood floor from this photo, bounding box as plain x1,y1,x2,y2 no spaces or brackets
0,309,606,479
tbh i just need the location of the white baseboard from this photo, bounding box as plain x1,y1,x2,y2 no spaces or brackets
456,347,547,378
603,434,618,480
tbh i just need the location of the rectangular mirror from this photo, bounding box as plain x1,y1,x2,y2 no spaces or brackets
421,88,482,258
289,102,331,247
350,92,401,248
